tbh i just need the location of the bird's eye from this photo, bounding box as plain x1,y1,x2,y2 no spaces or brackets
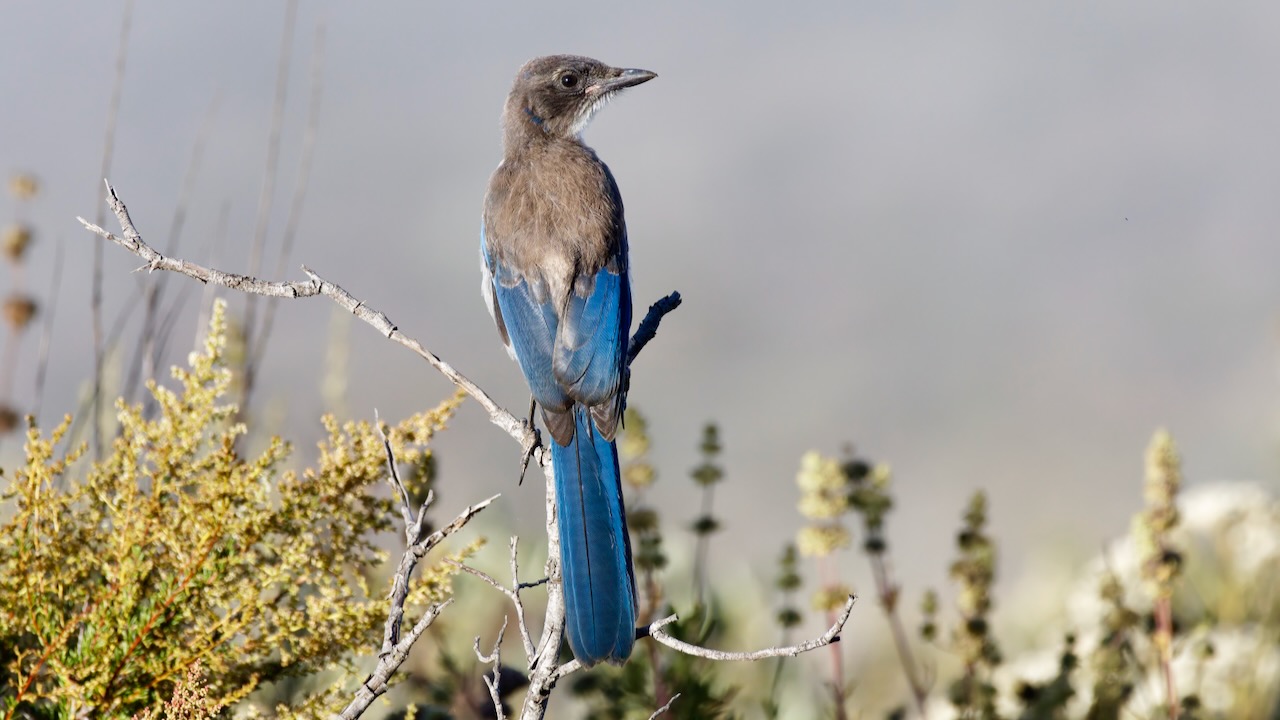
559,72,579,89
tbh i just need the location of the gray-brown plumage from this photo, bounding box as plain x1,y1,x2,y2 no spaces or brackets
481,55,655,445
479,55,656,666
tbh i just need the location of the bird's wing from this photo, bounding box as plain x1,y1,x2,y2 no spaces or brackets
553,251,630,440
481,227,571,415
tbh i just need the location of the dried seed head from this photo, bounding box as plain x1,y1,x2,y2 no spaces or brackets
8,173,38,200
2,225,32,262
0,405,18,435
3,295,37,331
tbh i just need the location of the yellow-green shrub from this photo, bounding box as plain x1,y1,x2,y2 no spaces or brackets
0,300,472,718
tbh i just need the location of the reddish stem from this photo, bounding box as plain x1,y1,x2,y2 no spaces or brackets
1155,595,1179,719
869,552,928,717
100,532,221,709
818,556,848,720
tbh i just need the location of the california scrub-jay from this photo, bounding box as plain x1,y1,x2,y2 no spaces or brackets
480,55,655,666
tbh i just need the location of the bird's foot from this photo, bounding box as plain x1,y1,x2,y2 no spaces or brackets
518,396,540,485
517,422,541,486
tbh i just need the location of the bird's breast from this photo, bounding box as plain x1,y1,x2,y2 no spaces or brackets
484,144,622,287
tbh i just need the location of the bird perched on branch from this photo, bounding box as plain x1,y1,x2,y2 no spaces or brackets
480,55,656,666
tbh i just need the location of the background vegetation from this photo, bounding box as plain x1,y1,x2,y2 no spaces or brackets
2,242,1277,717
3,3,1279,716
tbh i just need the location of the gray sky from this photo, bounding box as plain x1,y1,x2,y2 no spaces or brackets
3,0,1279,672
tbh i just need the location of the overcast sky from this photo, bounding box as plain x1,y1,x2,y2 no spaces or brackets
3,0,1279,676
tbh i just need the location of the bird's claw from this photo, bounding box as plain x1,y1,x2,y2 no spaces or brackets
518,423,541,486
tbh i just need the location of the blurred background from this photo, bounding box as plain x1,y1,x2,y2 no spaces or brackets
2,0,1279,704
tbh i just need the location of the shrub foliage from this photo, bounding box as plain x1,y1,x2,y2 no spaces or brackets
0,300,472,718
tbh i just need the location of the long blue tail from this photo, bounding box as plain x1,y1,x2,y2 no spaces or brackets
551,405,636,666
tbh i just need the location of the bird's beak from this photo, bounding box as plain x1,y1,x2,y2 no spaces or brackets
589,67,657,95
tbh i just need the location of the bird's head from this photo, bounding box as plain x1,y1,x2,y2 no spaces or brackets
504,55,656,141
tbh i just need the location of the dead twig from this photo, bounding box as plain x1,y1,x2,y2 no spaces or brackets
646,595,856,662
648,693,682,719
334,423,498,720
447,536,538,662
474,616,511,720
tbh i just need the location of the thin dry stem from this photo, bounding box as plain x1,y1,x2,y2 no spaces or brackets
127,93,220,404
869,552,928,716
90,0,135,460
374,411,415,527
32,238,64,417
252,16,326,378
818,557,849,720
1156,595,1179,719
242,0,299,372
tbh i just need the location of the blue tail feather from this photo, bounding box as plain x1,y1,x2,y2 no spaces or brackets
551,405,637,666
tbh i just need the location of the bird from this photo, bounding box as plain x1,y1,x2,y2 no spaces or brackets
480,55,656,666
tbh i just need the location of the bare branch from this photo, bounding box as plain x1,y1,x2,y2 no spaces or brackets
416,493,498,560
546,657,582,688
335,441,498,720
474,616,510,720
648,595,856,662
506,537,539,659
648,693,682,720
447,536,537,662
333,417,495,718
517,462,566,720
451,561,514,604
535,595,858,701
82,180,842,719
627,292,681,365
80,183,680,469
335,598,452,720
79,182,544,458
374,410,414,530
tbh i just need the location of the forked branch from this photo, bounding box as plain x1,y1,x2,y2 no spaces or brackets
335,424,498,720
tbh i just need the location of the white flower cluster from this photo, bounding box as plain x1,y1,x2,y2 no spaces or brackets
1000,481,1280,716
